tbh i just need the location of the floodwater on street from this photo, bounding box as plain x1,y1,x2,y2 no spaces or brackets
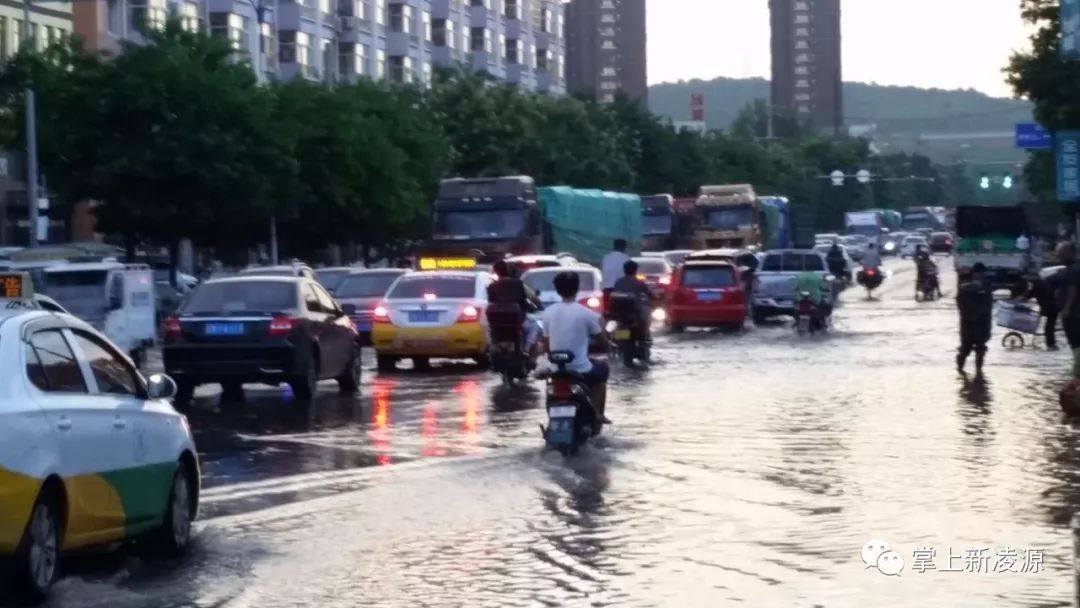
6,257,1080,608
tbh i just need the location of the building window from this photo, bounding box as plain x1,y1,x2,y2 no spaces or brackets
10,19,21,54
470,26,490,52
795,1,808,9
422,9,430,41
470,0,489,7
375,0,385,25
210,12,249,53
279,30,311,67
505,37,519,64
600,80,617,91
423,61,431,86
498,32,505,58
176,2,199,31
601,0,614,8
536,47,548,70
600,39,615,50
794,14,809,24
796,79,810,88
795,53,810,63
376,48,385,78
389,3,412,34
389,55,412,82
794,65,808,75
796,27,809,36
504,0,518,19
261,22,276,70
795,40,808,50
432,18,453,47
795,93,811,101
131,0,168,32
600,12,614,23
797,105,811,113
339,41,366,74
339,0,368,19
601,66,615,77
602,92,615,103
540,5,550,32
600,27,614,37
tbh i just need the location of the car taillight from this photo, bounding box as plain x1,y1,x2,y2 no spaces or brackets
659,275,672,286
586,296,600,309
163,316,182,339
459,305,481,322
268,315,298,337
636,274,647,281
373,305,390,324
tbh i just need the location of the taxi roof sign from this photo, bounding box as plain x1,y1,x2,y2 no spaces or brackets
0,271,34,299
418,257,478,271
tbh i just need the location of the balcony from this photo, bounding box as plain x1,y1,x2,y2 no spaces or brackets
337,15,373,42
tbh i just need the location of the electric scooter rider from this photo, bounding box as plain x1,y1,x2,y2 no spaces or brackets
611,259,654,341
541,271,613,423
487,260,542,356
826,242,848,283
914,245,941,298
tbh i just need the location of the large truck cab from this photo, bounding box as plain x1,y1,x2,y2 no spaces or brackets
693,184,759,249
640,194,675,251
426,176,542,263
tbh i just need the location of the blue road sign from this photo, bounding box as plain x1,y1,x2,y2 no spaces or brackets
1056,131,1080,202
1064,0,1080,60
1016,123,1052,150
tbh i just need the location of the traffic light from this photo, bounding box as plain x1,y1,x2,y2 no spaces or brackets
1003,174,1014,189
980,175,990,189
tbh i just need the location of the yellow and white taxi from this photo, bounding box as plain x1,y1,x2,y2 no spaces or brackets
371,259,493,371
0,272,199,598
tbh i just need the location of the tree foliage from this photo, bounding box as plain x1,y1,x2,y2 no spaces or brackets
0,26,975,260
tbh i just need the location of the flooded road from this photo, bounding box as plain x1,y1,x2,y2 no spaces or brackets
10,257,1080,607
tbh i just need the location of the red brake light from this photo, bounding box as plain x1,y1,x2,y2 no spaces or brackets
459,305,481,322
866,269,877,276
163,316,181,339
268,315,298,337
551,377,573,399
373,305,390,324
636,274,646,281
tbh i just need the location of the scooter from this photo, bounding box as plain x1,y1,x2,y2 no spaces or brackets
486,303,537,386
541,351,601,457
916,268,940,302
856,266,884,299
606,292,650,367
794,291,828,334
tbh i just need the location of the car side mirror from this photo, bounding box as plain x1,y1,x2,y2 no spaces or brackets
342,303,357,315
147,373,178,400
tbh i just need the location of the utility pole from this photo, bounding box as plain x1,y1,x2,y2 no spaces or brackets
22,0,39,248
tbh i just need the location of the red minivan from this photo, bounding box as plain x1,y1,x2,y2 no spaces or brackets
666,260,747,332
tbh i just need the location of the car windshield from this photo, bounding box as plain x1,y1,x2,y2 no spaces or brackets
316,269,351,291
702,206,754,230
434,210,528,240
523,271,596,293
642,214,673,235
388,276,476,299
762,253,826,272
682,266,736,287
182,280,298,315
335,273,402,298
634,259,668,274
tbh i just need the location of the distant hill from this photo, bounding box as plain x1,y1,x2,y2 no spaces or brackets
648,77,1034,162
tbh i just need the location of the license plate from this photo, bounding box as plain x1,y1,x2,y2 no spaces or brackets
549,405,577,418
205,322,244,336
404,338,445,349
408,310,439,322
613,329,631,340
697,292,722,302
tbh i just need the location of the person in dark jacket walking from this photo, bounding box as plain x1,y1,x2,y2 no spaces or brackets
956,263,995,375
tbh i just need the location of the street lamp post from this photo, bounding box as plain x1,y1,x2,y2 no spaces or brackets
22,0,39,248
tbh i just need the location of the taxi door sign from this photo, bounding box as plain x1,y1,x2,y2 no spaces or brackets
0,272,33,298
418,257,478,271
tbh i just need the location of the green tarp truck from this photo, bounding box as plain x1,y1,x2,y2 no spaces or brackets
538,187,643,267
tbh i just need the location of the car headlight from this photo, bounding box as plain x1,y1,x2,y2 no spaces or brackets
605,320,618,333
651,308,667,322
884,242,896,252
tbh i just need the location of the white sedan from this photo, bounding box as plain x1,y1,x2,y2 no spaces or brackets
0,272,197,598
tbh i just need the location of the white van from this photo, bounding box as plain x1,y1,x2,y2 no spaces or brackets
43,261,156,365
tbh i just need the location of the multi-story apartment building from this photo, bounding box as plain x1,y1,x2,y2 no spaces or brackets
769,0,842,134
72,0,566,92
564,0,646,104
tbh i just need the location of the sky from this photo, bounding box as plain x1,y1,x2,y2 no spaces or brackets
647,0,1030,98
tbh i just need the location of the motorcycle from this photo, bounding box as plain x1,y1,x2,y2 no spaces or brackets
606,292,650,366
486,303,536,385
794,291,828,334
541,351,602,456
856,266,884,298
916,268,940,302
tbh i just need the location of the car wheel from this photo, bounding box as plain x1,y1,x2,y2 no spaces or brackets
376,355,397,372
337,348,362,394
155,465,194,557
290,355,318,402
15,483,62,599
174,381,196,407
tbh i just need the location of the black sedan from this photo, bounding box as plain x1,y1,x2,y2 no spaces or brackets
162,276,361,404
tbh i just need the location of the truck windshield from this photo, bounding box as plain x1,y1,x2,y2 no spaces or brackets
642,214,673,235
702,206,753,230
45,271,108,322
902,213,931,230
434,210,527,240
846,225,880,238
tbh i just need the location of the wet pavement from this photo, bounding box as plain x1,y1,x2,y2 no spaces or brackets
8,256,1080,607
